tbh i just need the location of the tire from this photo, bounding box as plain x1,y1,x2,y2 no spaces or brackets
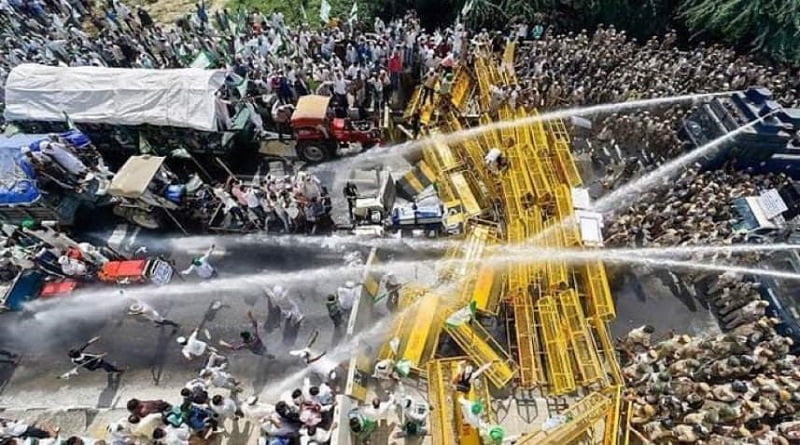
297,142,330,163
130,210,161,230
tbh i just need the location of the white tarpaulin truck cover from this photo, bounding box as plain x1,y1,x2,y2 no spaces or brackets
3,64,226,132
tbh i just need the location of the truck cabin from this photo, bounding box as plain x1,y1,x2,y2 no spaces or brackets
292,95,334,138
108,156,181,210
290,95,381,163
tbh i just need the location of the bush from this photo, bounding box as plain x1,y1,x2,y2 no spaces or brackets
679,0,800,65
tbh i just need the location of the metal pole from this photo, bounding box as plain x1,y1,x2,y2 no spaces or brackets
163,208,189,235
215,156,237,179
190,155,214,183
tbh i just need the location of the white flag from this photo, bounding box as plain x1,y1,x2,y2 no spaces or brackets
461,0,474,17
349,2,358,23
300,3,308,21
319,0,331,23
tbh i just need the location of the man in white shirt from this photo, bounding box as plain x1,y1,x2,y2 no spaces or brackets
264,285,304,322
210,394,241,423
152,424,191,445
58,255,89,277
336,281,360,311
333,72,349,108
300,423,334,445
484,147,508,173
180,245,217,279
200,362,240,391
177,328,212,360
128,299,180,330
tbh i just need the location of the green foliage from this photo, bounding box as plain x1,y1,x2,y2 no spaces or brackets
679,0,800,65
226,0,380,25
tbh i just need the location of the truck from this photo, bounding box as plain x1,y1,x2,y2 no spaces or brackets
289,95,382,163
2,64,256,170
0,257,174,312
681,87,800,178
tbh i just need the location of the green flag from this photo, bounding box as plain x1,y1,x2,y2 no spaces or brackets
461,0,474,17
300,3,308,21
319,0,331,23
170,148,192,159
394,359,411,377
445,300,477,328
63,112,76,130
349,2,358,23
139,133,152,154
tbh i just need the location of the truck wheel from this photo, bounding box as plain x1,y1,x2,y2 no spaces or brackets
130,211,161,230
298,143,330,163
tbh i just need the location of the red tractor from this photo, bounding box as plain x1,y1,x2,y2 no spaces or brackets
291,95,382,163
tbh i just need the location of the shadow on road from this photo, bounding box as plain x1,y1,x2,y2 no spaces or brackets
150,326,176,386
0,361,18,396
96,372,122,408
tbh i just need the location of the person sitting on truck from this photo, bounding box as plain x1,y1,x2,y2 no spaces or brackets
38,140,90,183
58,254,90,278
271,101,295,141
20,146,78,189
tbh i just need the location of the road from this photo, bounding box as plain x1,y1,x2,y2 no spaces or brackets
0,232,369,418
0,226,722,442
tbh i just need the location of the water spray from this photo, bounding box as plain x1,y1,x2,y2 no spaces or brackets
593,109,780,213
313,92,733,173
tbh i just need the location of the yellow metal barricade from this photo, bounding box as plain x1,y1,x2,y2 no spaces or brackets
517,389,615,444
557,289,604,385
537,296,575,395
583,261,616,320
444,320,518,388
404,86,422,121
427,359,457,445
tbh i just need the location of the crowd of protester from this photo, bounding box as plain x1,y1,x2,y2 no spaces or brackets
0,0,469,130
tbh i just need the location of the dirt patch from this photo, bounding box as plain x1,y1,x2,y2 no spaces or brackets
124,0,228,24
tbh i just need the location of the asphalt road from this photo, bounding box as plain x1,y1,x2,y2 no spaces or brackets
0,233,372,411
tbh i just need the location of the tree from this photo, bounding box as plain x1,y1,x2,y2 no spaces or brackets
679,0,800,65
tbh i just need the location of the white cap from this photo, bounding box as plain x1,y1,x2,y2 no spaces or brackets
176,336,187,344
345,281,355,288
129,303,143,313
